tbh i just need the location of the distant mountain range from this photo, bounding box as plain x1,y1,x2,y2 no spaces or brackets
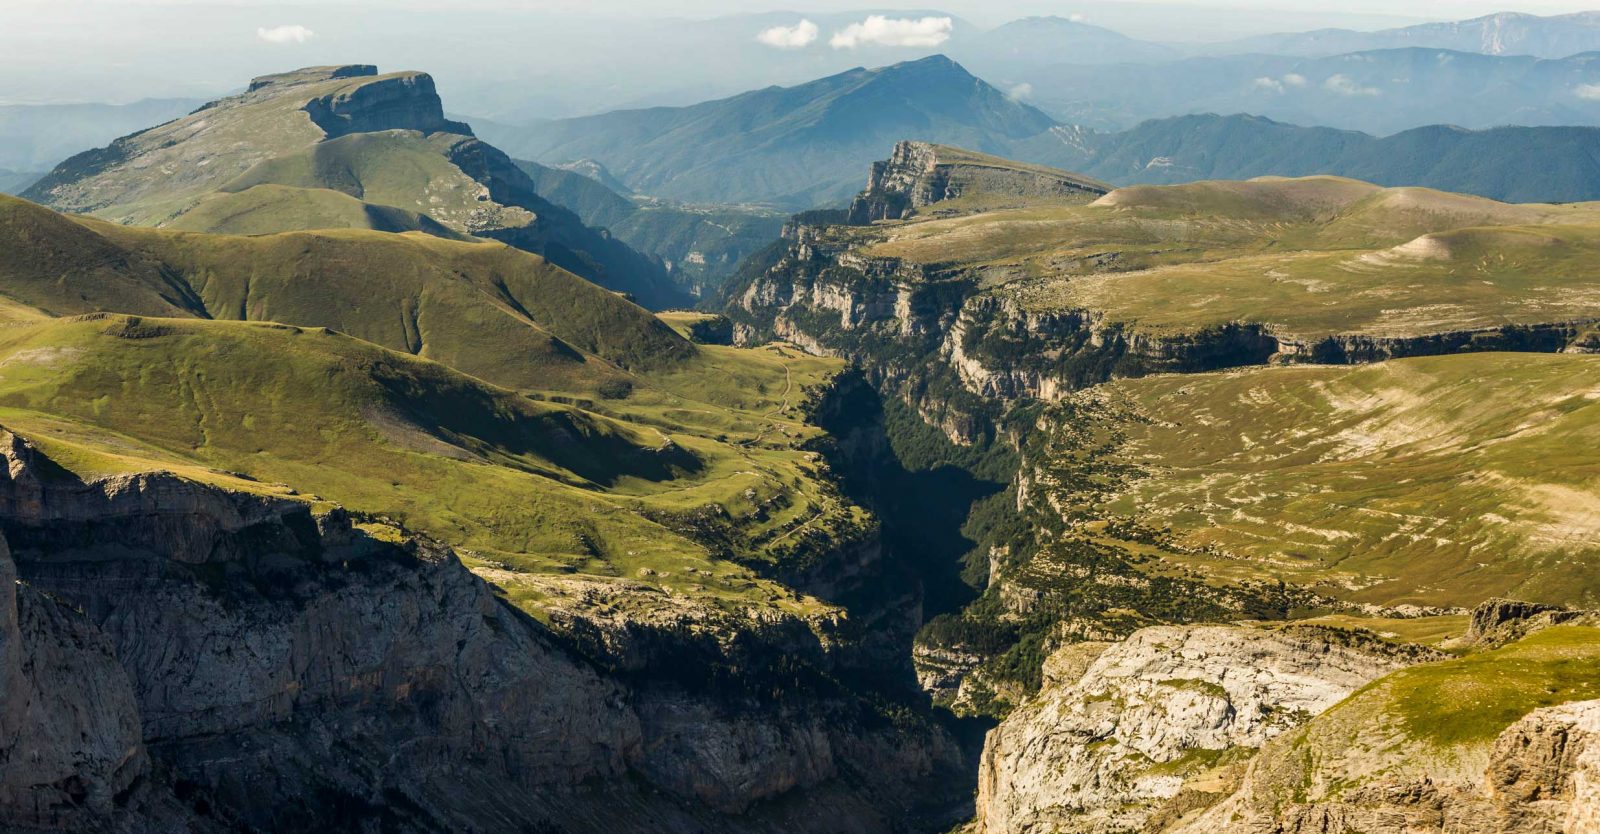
480,55,1063,208
482,54,1600,208
1016,47,1600,134
1210,11,1600,59
0,169,38,195
515,159,786,296
1034,114,1600,204
0,98,202,172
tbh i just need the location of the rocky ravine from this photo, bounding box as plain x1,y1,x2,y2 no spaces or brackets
0,429,960,833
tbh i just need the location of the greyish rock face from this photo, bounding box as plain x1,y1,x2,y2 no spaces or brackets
1171,698,1600,834
975,625,1429,834
0,536,147,831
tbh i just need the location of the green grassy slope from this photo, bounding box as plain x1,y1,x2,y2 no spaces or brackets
1049,352,1600,609
170,183,470,238
0,193,690,394
856,176,1600,341
0,314,860,619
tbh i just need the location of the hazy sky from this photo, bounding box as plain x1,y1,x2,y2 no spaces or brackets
5,0,1600,111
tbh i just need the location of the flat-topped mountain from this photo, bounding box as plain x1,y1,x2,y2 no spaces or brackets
23,65,685,308
482,56,1061,208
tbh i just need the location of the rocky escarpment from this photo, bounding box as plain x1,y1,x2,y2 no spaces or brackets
1166,698,1600,834
734,236,1600,445
299,68,471,138
974,625,1432,834
846,142,1110,225
0,430,962,832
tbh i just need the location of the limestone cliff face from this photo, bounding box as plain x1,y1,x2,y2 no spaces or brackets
0,537,149,831
301,69,471,138
846,142,1111,225
974,625,1427,834
0,431,960,832
1169,699,1600,834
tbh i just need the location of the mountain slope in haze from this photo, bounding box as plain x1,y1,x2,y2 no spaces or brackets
1217,10,1600,59
1019,47,1600,135
951,16,1178,77
515,159,785,296
0,170,39,196
0,193,689,393
0,98,204,172
1032,113,1600,204
483,55,1061,208
22,65,685,308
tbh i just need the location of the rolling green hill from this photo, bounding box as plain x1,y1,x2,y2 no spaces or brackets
168,183,468,238
21,65,685,308
0,193,688,394
0,190,883,625
0,313,860,621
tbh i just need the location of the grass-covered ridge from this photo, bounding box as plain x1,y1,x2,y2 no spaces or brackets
0,193,690,394
0,314,862,621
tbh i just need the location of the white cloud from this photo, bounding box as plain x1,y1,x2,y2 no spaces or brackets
829,15,953,49
1323,73,1380,96
257,24,315,44
1068,13,1088,23
1253,73,1306,94
756,19,818,49
1576,83,1600,100
1007,82,1034,101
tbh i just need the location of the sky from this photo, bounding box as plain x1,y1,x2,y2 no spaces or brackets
4,0,1600,112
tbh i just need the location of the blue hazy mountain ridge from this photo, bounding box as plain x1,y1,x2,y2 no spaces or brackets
480,53,1600,208
1036,113,1600,204
1016,48,1600,135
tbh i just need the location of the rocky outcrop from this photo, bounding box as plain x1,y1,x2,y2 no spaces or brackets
0,430,962,832
1170,699,1600,834
302,69,471,138
846,142,1110,225
975,625,1431,834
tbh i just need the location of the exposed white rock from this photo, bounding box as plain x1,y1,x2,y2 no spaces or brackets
976,624,1423,834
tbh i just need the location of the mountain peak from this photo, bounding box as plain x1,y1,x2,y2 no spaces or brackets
247,65,379,92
